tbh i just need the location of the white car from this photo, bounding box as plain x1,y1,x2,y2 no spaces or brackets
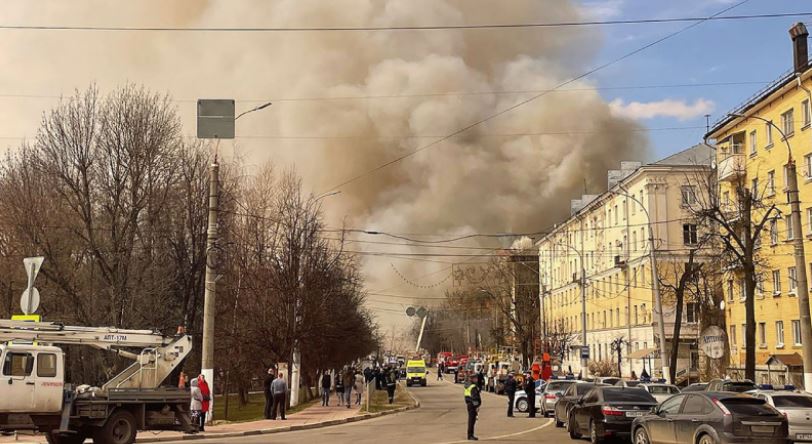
541,380,584,416
751,389,812,442
638,383,680,403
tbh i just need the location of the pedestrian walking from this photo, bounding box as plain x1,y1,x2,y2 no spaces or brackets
385,367,397,404
524,373,536,418
437,363,444,381
343,368,354,408
335,371,345,407
354,371,365,406
263,368,276,419
189,378,204,432
464,375,481,441
321,370,332,406
197,375,211,430
504,373,517,417
270,372,288,420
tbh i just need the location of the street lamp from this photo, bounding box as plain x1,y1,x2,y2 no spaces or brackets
728,112,812,391
609,186,670,383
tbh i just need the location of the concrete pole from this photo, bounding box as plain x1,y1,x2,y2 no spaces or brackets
416,315,429,352
786,161,812,391
201,159,219,422
647,214,670,383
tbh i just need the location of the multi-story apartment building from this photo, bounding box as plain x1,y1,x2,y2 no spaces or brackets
706,23,812,384
537,144,713,380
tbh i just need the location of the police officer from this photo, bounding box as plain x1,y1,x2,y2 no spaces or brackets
504,373,517,417
523,372,536,418
385,366,397,404
464,375,482,441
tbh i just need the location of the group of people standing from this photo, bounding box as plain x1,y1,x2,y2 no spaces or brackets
180,372,211,432
503,372,537,418
320,367,366,407
263,368,289,420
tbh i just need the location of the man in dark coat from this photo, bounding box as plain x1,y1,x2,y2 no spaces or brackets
465,374,482,441
263,368,275,419
523,373,536,418
321,370,332,406
504,373,517,417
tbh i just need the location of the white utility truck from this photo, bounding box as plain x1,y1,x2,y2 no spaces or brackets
0,319,195,444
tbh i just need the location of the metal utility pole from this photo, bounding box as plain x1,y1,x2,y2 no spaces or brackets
730,112,812,391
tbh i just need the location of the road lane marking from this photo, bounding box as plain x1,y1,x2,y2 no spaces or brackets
436,418,553,444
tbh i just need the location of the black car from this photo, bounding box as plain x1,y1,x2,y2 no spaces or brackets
568,386,658,443
631,392,788,444
705,379,756,393
554,382,605,428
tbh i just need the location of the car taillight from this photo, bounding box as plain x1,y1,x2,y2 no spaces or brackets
601,406,624,416
545,394,557,399
712,398,731,416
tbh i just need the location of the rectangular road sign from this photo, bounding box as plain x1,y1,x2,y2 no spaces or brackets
581,346,590,359
197,99,235,139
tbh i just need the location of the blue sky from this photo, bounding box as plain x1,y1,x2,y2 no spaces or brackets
578,0,812,160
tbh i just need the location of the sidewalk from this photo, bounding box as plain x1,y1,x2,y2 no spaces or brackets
0,401,379,443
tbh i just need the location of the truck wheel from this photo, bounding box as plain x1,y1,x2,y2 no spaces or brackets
94,410,137,444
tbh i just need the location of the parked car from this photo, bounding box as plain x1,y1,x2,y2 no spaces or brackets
593,376,622,386
514,379,545,413
615,380,643,388
706,379,756,393
639,383,681,403
567,386,658,443
631,392,788,444
682,382,709,392
553,382,606,428
542,380,583,417
751,390,812,442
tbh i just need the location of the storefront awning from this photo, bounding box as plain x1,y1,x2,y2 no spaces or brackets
628,347,659,360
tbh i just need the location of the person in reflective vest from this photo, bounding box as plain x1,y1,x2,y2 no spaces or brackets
464,374,482,441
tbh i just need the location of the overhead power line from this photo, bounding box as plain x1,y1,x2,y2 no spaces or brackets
323,0,753,192
0,12,807,32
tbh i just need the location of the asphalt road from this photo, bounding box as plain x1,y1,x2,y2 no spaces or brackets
161,378,577,444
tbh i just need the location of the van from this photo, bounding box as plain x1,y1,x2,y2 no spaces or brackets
406,360,427,387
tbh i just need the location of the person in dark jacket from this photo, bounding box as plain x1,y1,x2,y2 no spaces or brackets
504,373,517,417
263,368,276,419
321,370,332,406
385,367,397,404
335,371,345,407
523,373,536,418
270,373,288,420
464,374,482,441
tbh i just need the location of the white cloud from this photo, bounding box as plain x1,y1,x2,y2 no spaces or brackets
577,0,624,20
609,98,715,121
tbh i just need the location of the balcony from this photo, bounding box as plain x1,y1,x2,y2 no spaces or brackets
718,153,745,182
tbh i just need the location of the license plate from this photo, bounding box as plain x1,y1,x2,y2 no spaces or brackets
751,426,774,434
796,433,812,440
625,411,645,417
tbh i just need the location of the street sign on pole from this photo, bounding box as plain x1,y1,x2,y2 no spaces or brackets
21,257,44,315
700,326,726,359
580,346,590,360
197,99,235,139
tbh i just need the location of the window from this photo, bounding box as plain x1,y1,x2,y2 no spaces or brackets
808,208,812,235
2,352,34,377
37,353,57,378
730,324,737,346
756,273,765,295
773,269,782,294
751,178,759,198
683,224,698,245
787,215,795,240
794,320,802,345
767,170,776,195
608,209,612,226
806,155,812,179
641,304,647,323
782,109,795,136
632,231,638,252
776,321,785,347
634,305,639,325
770,219,779,245
681,186,697,205
683,395,714,415
758,322,767,346
614,205,618,225
728,280,734,301
686,302,698,323
723,191,730,206
749,130,758,155
659,395,685,415
789,266,798,293
616,308,621,326
742,324,747,346
766,122,774,146
804,99,811,128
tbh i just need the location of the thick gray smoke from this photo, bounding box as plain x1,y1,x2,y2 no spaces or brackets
1,0,648,325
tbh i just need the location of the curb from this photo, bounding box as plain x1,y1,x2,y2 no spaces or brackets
135,395,420,443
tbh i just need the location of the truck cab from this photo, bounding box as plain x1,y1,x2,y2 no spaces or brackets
0,344,64,414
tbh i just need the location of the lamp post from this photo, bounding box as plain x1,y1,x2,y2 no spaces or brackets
610,186,670,383
289,189,341,408
728,112,812,391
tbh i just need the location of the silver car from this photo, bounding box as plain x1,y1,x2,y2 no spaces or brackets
753,390,812,442
638,383,680,403
541,380,583,416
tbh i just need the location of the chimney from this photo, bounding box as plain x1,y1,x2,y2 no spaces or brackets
790,22,809,74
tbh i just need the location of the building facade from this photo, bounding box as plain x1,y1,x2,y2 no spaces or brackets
706,23,812,384
537,145,713,380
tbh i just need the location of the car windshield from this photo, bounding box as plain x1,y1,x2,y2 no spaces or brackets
407,367,424,373
721,398,779,416
724,382,756,393
647,385,679,394
602,388,656,403
773,396,812,408
623,381,642,387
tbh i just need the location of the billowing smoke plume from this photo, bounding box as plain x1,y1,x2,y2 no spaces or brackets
1,0,648,323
